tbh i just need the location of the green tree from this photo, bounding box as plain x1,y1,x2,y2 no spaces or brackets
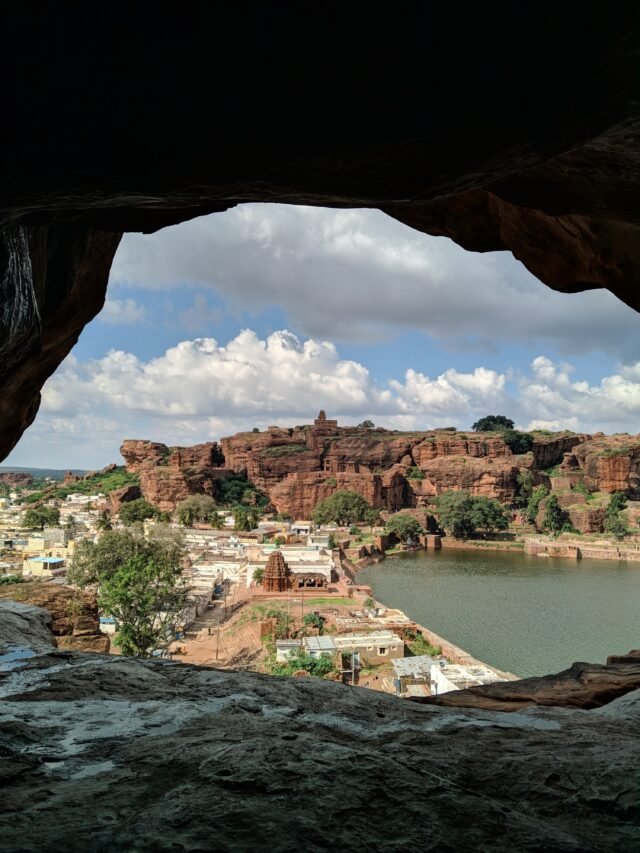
472,415,515,432
312,491,375,526
542,495,565,534
525,485,549,525
384,513,423,543
96,511,113,531
67,528,184,589
302,612,325,633
119,498,159,526
98,554,189,657
22,506,60,529
252,566,264,584
434,491,509,538
604,492,628,539
405,466,424,481
233,505,259,531
357,420,375,429
515,470,534,508
0,482,10,498
176,494,218,526
502,429,534,454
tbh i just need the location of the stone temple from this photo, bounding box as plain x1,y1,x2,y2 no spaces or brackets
261,550,290,593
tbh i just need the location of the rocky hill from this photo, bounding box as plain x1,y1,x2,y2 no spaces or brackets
118,412,640,524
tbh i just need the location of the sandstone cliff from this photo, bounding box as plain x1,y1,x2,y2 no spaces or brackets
120,421,640,522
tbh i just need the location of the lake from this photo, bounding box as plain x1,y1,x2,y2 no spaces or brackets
358,549,640,677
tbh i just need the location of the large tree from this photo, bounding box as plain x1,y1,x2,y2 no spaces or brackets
98,554,189,657
177,494,220,526
312,490,375,527
434,491,510,538
67,527,184,588
604,492,628,539
22,506,60,529
119,498,160,526
384,514,423,543
472,415,515,432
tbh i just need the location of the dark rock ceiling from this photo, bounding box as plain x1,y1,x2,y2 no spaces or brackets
1,6,639,458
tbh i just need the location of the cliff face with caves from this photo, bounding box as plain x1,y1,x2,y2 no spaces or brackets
120,412,640,520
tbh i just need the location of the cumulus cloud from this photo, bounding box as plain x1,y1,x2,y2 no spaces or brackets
99,297,146,325
110,204,640,360
6,329,639,469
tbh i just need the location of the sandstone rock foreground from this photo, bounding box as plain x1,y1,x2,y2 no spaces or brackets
1,604,639,852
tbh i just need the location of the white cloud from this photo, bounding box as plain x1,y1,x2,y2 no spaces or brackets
6,331,639,469
110,204,640,360
99,297,146,325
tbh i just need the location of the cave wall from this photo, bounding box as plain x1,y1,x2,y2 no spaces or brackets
0,6,639,458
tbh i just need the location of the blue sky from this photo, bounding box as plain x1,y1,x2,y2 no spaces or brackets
6,204,640,468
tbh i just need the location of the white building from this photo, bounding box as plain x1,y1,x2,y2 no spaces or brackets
430,661,507,695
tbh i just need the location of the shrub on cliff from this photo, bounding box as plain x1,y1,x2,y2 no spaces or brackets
604,492,628,539
502,429,534,454
472,415,514,432
525,485,549,525
542,494,567,534
434,491,509,538
312,490,376,527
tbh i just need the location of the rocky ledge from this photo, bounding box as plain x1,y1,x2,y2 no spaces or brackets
1,603,639,852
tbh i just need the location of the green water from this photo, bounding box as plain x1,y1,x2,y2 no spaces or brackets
358,549,640,677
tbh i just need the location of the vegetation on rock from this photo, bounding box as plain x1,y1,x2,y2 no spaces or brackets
472,415,515,432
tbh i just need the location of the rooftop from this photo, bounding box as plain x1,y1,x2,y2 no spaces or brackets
304,636,337,652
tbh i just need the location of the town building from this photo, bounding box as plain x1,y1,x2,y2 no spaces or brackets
332,630,404,665
392,655,439,698
430,661,507,695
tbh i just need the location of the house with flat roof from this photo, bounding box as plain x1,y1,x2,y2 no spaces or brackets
23,556,66,579
430,661,507,696
332,630,404,665
303,635,337,658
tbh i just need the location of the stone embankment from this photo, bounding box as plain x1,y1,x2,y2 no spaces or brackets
526,538,640,562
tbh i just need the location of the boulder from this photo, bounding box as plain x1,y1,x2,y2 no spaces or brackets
0,583,109,654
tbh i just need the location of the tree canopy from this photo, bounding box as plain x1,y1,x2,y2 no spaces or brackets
67,527,184,589
22,506,60,529
542,494,566,534
176,494,221,526
384,514,423,543
98,554,189,657
233,505,260,531
472,415,515,432
357,420,375,429
434,491,510,538
312,490,376,527
604,492,628,539
119,498,160,526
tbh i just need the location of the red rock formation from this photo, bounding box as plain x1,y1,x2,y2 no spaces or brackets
109,484,142,514
0,471,33,487
0,582,109,653
63,471,79,485
572,436,640,496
